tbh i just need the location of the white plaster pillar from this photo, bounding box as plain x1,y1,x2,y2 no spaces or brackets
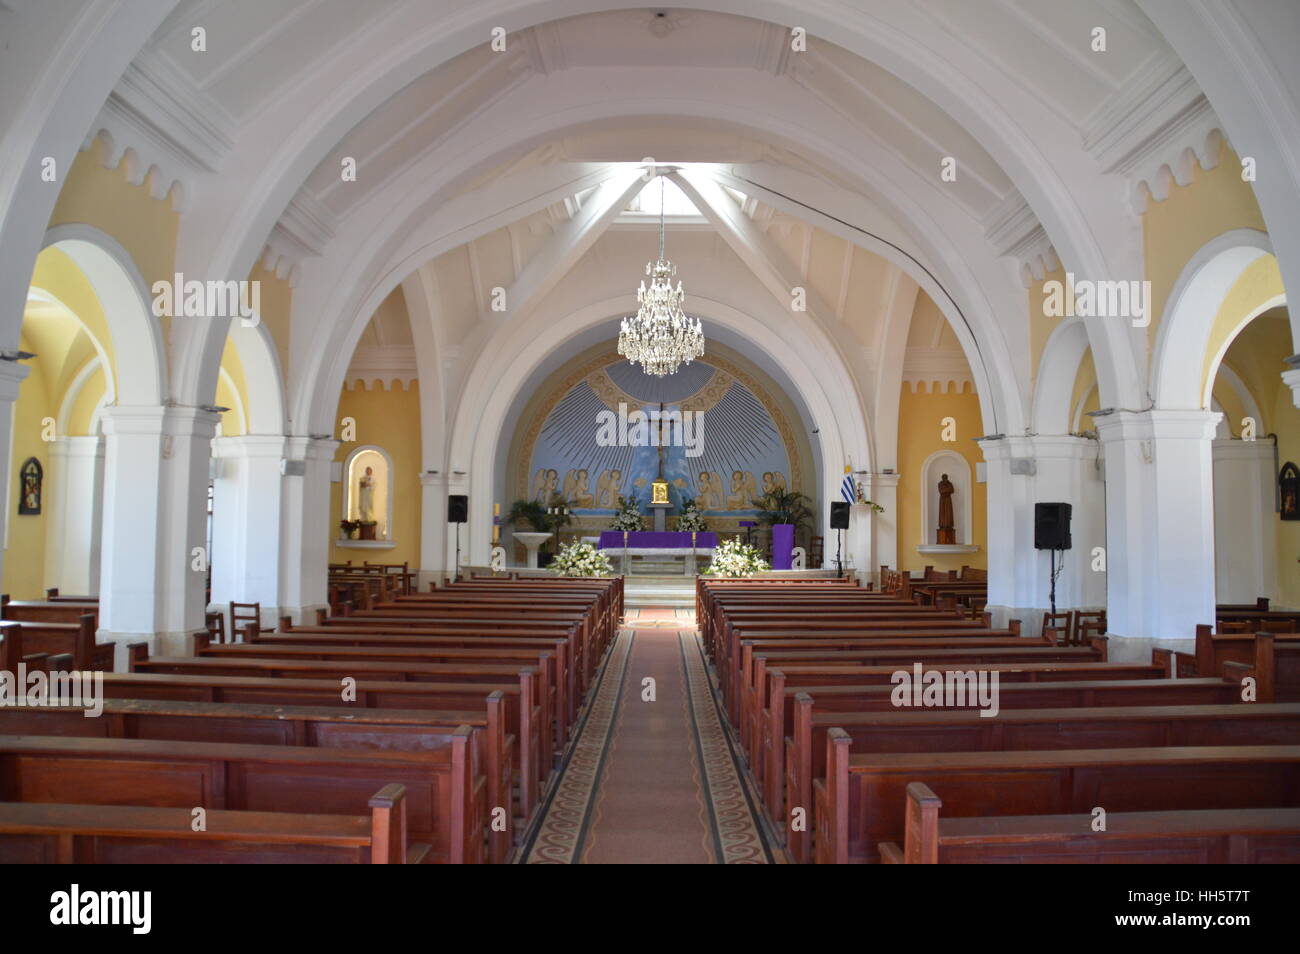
855,472,898,584
1096,410,1220,658
279,436,338,623
1212,438,1278,605
419,471,448,587
0,360,30,586
44,436,104,596
1022,436,1108,623
977,436,1036,629
210,435,286,628
155,406,220,656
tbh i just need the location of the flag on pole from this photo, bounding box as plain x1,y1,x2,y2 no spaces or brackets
840,465,856,504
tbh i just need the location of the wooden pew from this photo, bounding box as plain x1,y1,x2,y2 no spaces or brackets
0,696,515,863
786,701,1300,862
124,649,547,821
816,740,1300,863
2,595,99,624
0,786,423,864
881,782,1300,864
1190,625,1300,691
0,618,113,672
0,733,486,863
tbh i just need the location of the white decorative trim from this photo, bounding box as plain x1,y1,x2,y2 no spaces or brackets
981,193,1058,287
81,53,235,213
336,540,398,550
1083,54,1223,215
917,544,979,554
346,345,419,390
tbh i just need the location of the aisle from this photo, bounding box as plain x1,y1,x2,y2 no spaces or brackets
523,608,772,864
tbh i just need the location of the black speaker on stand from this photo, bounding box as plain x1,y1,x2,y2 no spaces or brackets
1034,502,1072,615
830,501,851,578
449,494,468,580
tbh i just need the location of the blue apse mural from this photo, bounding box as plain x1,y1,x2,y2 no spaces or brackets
528,359,792,516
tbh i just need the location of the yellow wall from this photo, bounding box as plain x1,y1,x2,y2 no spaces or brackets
897,382,987,574
248,262,292,380
4,356,52,599
329,381,422,568
1143,141,1268,351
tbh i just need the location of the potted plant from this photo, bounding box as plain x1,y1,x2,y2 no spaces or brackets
675,496,707,533
550,540,614,577
339,519,360,540
704,538,770,577
610,494,644,532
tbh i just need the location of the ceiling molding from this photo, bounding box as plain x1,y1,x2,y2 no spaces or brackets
1082,53,1223,214
346,344,418,390
981,192,1058,287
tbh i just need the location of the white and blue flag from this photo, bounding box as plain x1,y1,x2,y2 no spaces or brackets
840,469,856,504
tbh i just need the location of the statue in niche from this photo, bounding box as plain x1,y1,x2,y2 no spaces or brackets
357,466,377,523
936,473,956,545
18,458,41,515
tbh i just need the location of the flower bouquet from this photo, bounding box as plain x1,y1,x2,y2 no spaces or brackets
705,538,770,577
550,540,614,577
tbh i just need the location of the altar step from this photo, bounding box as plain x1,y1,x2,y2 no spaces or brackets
624,575,697,608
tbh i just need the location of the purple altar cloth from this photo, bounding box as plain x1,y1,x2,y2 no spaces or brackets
598,531,718,549
771,524,794,570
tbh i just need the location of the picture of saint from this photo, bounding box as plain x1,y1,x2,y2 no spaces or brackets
726,470,757,510
574,469,595,508
697,470,723,510
18,458,41,515
595,469,623,508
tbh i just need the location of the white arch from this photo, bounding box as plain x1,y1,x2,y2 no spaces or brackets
1151,228,1273,409
56,355,113,436
446,295,865,565
1211,362,1265,437
1032,319,1092,434
40,224,167,406
1071,382,1098,435
215,367,248,437
225,320,287,435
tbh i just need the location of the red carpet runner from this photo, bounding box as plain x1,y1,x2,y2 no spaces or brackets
524,608,771,863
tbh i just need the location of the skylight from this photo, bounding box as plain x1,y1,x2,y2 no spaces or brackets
625,175,701,216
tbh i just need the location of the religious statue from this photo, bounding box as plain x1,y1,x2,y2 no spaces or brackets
936,473,956,544
358,466,377,523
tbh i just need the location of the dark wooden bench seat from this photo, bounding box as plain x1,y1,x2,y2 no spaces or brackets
0,696,515,863
817,740,1300,863
0,618,113,672
881,783,1300,864
786,702,1300,862
0,786,423,864
0,732,486,863
123,653,548,821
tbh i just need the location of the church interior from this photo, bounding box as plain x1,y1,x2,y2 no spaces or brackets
1,0,1299,878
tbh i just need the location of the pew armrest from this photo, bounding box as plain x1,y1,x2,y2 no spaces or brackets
878,841,904,864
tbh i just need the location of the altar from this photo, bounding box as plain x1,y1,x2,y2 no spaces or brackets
597,530,718,575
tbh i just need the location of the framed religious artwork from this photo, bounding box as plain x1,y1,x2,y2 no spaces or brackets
1280,461,1300,520
18,457,42,515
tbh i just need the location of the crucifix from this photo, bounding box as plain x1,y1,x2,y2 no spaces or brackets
651,401,670,506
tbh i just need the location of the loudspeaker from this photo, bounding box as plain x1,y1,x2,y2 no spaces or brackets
1034,502,1072,550
830,501,851,529
448,494,468,523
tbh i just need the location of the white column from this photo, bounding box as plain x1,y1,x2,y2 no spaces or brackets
1025,436,1107,620
978,437,1036,629
855,472,898,584
0,360,31,585
279,436,338,623
98,407,166,662
156,406,220,656
1096,410,1220,658
210,435,286,628
1212,438,1278,604
419,472,448,588
44,436,104,596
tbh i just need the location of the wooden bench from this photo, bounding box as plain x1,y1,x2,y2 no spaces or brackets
0,618,114,672
816,740,1300,863
125,648,548,821
0,785,423,864
881,782,1300,864
0,696,515,863
786,702,1300,863
0,732,486,863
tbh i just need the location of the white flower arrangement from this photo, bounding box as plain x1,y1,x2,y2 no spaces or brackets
705,538,770,578
550,540,614,577
675,496,708,533
609,495,644,532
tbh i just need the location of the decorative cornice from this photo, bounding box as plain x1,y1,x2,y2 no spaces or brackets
1083,54,1224,215
981,192,1058,288
81,52,235,213
346,345,418,390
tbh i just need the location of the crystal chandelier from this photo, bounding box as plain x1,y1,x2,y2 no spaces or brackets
618,176,704,376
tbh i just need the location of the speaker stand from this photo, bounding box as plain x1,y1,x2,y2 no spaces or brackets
835,528,844,578
455,523,461,582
